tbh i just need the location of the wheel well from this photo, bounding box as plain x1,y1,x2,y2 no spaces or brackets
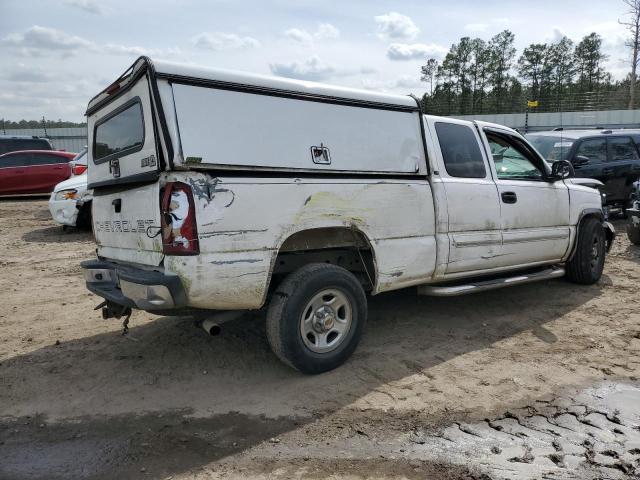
76,200,92,229
568,211,606,260
270,227,376,291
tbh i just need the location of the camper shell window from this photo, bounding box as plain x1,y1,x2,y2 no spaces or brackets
93,98,145,164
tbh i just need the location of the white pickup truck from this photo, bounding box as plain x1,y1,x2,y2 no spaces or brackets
82,57,614,374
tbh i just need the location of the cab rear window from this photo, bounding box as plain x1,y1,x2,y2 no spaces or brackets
93,99,144,163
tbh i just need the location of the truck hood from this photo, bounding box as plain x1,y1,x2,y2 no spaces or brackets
53,174,88,193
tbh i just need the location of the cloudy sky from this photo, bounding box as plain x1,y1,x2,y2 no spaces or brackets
0,0,632,121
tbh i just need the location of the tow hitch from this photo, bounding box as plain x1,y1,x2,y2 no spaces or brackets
95,301,133,335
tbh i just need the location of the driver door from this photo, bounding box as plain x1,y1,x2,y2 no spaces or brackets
479,125,571,267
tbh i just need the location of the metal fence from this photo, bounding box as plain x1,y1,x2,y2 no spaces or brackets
423,90,632,117
451,109,640,132
2,127,87,153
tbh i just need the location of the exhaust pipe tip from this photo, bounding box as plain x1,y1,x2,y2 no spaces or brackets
202,319,221,336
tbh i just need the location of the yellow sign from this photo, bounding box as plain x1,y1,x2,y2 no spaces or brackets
527,100,539,108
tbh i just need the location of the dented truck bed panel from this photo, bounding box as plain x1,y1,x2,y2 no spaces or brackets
163,173,437,309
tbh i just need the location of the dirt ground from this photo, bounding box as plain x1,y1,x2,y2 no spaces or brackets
1,198,640,480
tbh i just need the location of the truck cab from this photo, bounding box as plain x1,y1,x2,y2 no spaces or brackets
81,57,614,374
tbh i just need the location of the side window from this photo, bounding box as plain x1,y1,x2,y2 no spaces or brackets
22,139,51,150
574,138,607,164
608,137,639,161
486,132,544,180
0,153,31,168
434,122,486,178
30,154,69,166
94,100,144,163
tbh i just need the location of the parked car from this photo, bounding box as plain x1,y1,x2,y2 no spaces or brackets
0,135,53,155
49,185,92,233
69,147,88,176
526,129,640,210
0,150,76,195
81,57,614,374
50,148,93,229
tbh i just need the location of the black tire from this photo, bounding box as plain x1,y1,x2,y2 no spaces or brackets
627,222,640,245
76,203,92,230
565,217,605,285
266,263,367,374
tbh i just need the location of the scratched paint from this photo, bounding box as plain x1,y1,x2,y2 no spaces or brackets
161,172,438,309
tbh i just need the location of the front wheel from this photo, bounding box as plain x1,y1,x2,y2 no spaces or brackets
266,263,367,374
565,217,605,285
627,222,640,245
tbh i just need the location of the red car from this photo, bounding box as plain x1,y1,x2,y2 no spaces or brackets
0,150,76,195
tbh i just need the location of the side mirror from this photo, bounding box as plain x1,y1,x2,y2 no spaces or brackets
550,160,575,180
572,155,590,167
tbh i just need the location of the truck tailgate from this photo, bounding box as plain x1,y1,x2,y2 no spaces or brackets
93,182,164,266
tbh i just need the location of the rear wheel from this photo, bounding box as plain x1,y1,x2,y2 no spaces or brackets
266,263,367,374
565,217,605,285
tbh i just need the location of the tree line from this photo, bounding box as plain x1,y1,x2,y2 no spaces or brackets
1,119,87,131
420,29,628,116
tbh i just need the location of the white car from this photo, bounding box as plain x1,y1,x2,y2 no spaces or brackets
49,149,92,229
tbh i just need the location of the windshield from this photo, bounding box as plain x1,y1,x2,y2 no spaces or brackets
72,148,88,165
526,135,573,162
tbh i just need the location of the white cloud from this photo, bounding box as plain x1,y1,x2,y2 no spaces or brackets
284,23,340,44
361,75,424,92
547,27,568,44
315,23,340,40
63,0,103,15
192,32,261,51
284,28,313,44
374,12,419,40
269,55,335,81
103,44,181,57
2,25,181,60
3,65,56,83
269,55,377,82
2,25,93,55
386,43,447,61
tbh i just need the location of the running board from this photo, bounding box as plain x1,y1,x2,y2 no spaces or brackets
417,267,565,297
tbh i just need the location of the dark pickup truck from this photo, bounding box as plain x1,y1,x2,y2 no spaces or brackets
527,129,640,210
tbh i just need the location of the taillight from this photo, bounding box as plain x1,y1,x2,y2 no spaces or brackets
160,182,199,255
72,164,87,175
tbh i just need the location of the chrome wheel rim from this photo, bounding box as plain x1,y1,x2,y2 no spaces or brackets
300,288,352,353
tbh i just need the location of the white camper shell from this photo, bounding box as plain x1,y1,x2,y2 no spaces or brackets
86,56,426,187
82,57,614,374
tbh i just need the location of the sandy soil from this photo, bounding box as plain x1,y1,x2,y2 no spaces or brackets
1,198,639,479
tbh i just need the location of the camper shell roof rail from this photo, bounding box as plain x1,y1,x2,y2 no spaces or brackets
87,56,421,117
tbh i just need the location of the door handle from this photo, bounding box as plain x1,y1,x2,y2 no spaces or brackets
112,198,122,213
501,191,517,204
602,168,613,175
